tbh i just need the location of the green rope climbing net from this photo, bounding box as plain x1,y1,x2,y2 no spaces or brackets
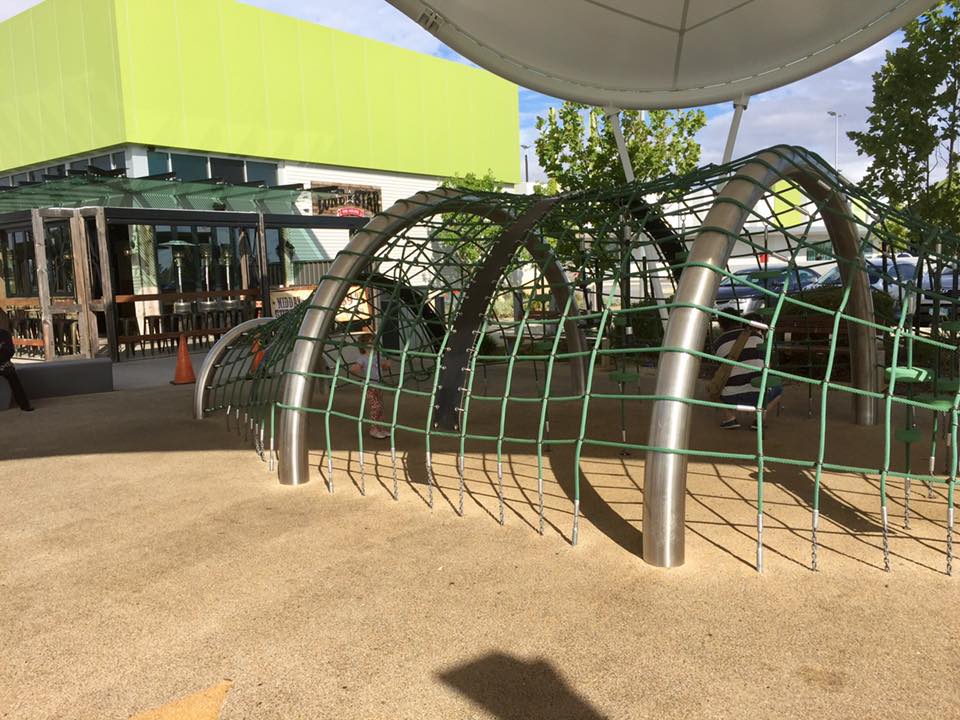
199,145,959,575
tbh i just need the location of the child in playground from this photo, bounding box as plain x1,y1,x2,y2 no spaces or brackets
351,332,392,439
710,310,781,429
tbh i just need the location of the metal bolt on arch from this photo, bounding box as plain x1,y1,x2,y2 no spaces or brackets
196,146,959,575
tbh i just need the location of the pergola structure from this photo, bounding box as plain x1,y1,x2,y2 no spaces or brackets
0,173,363,361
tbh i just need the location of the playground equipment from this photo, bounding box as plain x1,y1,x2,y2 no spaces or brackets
197,145,960,575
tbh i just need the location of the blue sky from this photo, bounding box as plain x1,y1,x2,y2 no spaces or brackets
1,0,905,182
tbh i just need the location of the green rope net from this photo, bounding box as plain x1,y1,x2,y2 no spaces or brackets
200,145,959,575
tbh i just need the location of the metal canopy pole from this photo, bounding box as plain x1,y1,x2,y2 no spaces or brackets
606,108,669,330
721,95,750,164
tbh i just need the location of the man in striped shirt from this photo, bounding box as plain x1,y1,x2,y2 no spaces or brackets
714,311,782,429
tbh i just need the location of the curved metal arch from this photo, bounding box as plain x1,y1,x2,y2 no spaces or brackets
194,316,273,420
276,188,586,485
642,146,878,568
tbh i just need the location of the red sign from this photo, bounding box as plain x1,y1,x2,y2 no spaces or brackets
336,206,367,218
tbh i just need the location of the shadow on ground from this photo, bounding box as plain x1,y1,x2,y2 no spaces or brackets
438,652,608,720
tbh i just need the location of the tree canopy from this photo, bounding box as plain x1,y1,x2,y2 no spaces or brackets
849,2,960,240
534,103,706,193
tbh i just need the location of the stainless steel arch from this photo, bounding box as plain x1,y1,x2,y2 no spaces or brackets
642,147,877,568
194,316,273,420
276,188,588,485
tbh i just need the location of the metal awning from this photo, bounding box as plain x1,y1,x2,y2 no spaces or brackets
0,174,337,214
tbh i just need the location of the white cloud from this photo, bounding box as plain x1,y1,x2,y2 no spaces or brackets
695,35,901,182
240,0,463,59
0,0,43,23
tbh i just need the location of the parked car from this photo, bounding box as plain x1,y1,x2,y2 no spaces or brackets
715,265,821,315
813,256,960,323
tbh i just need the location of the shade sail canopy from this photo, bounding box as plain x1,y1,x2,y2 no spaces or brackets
388,0,935,108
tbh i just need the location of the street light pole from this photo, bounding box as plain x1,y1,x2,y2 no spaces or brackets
521,144,531,183
827,110,845,171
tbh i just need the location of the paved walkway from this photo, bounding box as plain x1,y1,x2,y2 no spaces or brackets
2,384,958,719
112,350,209,390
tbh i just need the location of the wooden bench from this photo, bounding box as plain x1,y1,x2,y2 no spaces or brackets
772,314,852,377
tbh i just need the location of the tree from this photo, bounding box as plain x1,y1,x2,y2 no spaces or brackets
849,2,960,240
434,171,506,267
533,104,705,313
440,171,504,194
534,103,706,193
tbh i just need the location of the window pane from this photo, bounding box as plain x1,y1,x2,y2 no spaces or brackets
90,155,111,171
45,222,75,298
111,151,126,171
147,151,170,176
69,159,88,172
0,176,11,187
29,170,43,182
46,164,66,177
209,157,244,184
266,228,284,286
171,154,208,181
155,226,176,293
13,173,29,185
3,229,38,297
245,161,277,186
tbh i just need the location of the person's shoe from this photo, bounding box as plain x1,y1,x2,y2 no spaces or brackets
720,418,740,429
22,406,34,412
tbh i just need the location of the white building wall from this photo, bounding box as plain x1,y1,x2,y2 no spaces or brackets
279,161,447,259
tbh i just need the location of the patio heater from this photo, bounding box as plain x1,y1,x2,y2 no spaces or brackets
160,239,194,315
198,244,221,312
221,246,239,310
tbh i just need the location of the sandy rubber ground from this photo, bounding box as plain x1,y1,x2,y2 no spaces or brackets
2,375,958,719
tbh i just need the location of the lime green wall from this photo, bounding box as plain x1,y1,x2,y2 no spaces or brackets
0,0,126,173
1,0,520,182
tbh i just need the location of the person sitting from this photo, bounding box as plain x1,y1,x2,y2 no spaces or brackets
0,313,34,412
711,310,780,429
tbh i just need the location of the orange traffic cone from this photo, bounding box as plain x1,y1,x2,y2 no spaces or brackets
251,339,265,372
171,334,196,385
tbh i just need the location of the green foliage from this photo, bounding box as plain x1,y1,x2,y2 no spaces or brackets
435,171,507,266
849,3,960,242
532,177,560,196
534,103,706,192
531,103,704,280
440,171,505,194
781,287,897,326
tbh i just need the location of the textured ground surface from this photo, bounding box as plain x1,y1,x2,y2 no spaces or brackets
2,378,958,719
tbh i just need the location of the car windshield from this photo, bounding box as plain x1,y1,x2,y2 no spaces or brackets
719,267,810,291
718,269,766,288
819,260,917,287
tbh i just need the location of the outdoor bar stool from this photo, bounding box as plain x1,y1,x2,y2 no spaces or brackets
223,306,245,329
59,317,79,356
25,311,43,357
170,312,195,348
119,317,142,358
52,317,66,356
142,315,166,354
195,309,224,347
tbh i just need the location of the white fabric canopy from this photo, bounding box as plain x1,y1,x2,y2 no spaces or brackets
388,0,935,108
